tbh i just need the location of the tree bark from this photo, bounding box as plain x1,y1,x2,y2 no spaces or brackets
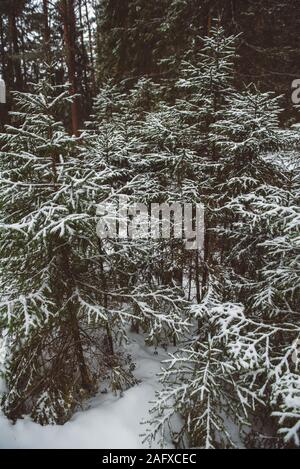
84,0,95,89
61,243,92,391
98,240,114,356
195,251,202,304
43,0,51,57
60,0,80,136
0,16,5,78
9,3,23,90
0,17,8,128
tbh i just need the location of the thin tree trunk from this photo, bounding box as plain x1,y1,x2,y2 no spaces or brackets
20,20,27,88
195,251,202,304
60,0,80,136
62,243,92,391
0,16,5,78
84,0,96,89
69,302,92,391
78,0,90,116
188,261,192,301
203,228,210,283
0,17,8,128
43,0,51,57
98,240,114,356
9,6,23,90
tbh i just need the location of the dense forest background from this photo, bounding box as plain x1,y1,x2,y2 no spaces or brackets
0,0,299,450
1,0,300,125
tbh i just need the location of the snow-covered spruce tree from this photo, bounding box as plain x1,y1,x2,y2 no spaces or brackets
238,151,300,448
203,88,300,448
208,87,299,308
144,55,300,448
87,78,162,178
132,26,239,305
142,28,254,449
83,78,191,347
176,24,239,137
143,298,260,449
0,78,136,425
140,24,239,190
144,249,300,448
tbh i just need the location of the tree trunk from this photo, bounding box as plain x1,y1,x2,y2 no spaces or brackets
98,240,114,356
9,5,23,90
69,302,92,391
0,16,5,78
60,0,80,136
84,0,95,89
0,17,8,128
78,0,91,119
61,243,92,391
43,0,51,57
20,20,27,88
195,251,202,304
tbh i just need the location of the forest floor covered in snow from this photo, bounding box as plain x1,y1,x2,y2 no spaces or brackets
0,334,172,449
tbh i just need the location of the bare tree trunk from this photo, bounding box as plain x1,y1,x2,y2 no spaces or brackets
9,4,23,91
84,0,96,89
60,0,80,136
20,20,27,88
0,17,8,128
78,0,90,116
43,0,51,56
0,16,5,77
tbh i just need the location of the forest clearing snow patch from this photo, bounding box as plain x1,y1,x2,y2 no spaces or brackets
0,335,171,449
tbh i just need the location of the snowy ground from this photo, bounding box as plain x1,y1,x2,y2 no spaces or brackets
0,334,172,449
